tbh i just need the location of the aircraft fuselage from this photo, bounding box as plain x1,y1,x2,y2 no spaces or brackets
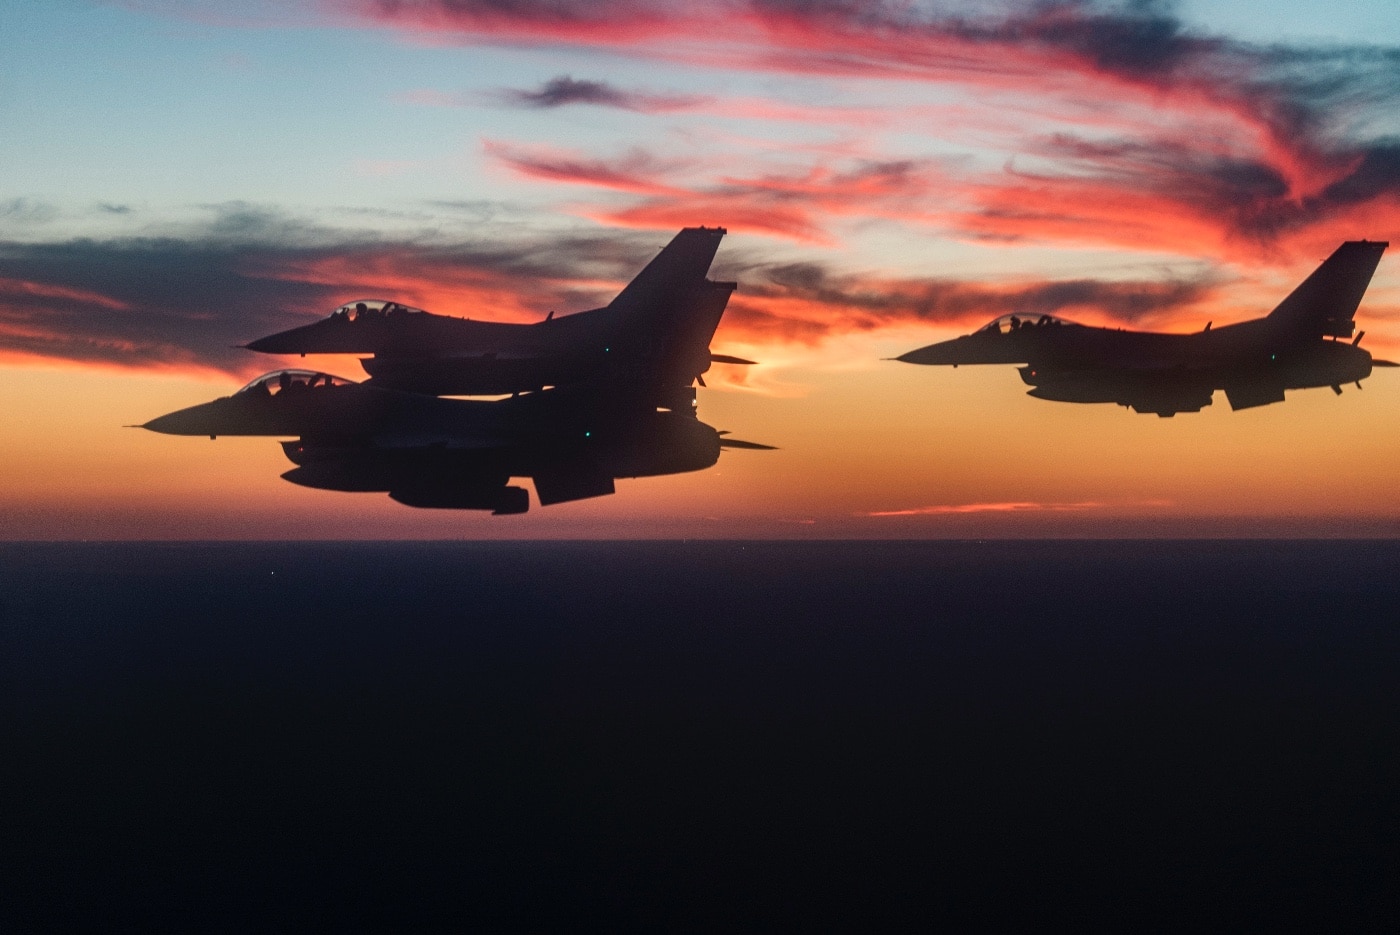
243,227,738,398
896,240,1389,416
141,370,727,511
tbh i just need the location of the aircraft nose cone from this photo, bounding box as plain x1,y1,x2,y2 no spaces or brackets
140,411,190,435
244,326,314,354
896,340,958,365
140,400,225,435
244,321,329,354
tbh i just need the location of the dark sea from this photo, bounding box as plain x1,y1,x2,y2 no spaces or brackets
2,540,1398,932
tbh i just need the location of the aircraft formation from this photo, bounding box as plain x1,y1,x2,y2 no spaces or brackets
142,231,1391,512
142,227,770,514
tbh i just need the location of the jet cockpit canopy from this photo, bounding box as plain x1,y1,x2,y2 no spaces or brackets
329,299,428,322
975,312,1075,335
236,370,357,397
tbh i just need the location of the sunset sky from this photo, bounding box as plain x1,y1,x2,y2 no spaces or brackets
3,0,1399,538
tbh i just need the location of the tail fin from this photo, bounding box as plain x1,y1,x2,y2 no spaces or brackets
606,276,737,403
1266,240,1388,339
602,227,736,396
608,227,726,313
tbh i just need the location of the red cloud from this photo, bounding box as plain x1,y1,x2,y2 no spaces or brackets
603,200,830,244
483,129,1399,266
866,502,1105,517
484,143,943,244
0,277,133,312
333,1,1400,259
0,224,1240,374
721,262,1221,344
484,140,689,196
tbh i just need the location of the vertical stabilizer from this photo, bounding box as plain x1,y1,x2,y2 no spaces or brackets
1266,240,1388,338
608,227,726,312
598,227,735,396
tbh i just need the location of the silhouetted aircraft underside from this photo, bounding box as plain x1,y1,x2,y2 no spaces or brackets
140,370,771,514
897,241,1392,416
141,227,777,512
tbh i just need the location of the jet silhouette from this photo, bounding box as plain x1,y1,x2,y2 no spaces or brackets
142,228,772,513
897,241,1393,416
244,226,752,409
141,370,771,513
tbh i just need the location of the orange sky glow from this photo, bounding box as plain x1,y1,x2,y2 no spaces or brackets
3,1,1399,537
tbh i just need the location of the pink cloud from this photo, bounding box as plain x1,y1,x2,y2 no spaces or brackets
484,140,691,196
865,502,1106,517
328,1,1400,258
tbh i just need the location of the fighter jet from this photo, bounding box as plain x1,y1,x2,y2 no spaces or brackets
243,226,752,406
896,240,1393,417
140,369,772,513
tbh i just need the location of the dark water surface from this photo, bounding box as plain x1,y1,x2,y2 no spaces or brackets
2,540,1398,931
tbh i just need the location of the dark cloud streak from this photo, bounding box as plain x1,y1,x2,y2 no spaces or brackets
1011,130,1400,243
0,223,722,373
0,223,1221,372
496,75,705,112
0,198,59,225
730,258,1218,340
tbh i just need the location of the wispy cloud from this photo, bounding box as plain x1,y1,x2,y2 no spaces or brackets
865,499,1174,517
483,142,947,243
402,76,708,113
117,2,1400,257
0,198,59,225
0,212,672,373
495,75,707,112
330,0,1400,256
0,207,1225,373
866,501,1106,517
722,260,1219,342
485,141,692,196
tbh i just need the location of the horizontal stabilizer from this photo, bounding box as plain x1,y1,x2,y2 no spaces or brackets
1224,381,1286,411
710,353,757,365
533,462,616,505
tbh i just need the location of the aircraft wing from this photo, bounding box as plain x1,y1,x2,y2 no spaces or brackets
1222,381,1286,411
